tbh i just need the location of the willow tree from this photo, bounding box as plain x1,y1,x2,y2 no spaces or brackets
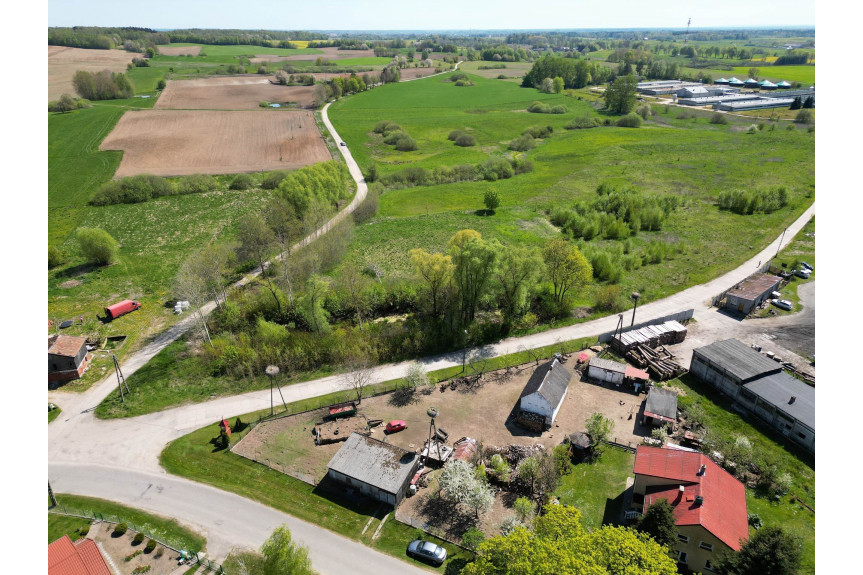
409,248,454,318
542,237,592,306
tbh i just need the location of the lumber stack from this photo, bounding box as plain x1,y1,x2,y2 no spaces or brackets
626,344,685,381
611,320,687,353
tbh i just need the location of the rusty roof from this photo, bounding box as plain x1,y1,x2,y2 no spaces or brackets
726,273,781,301
48,536,112,575
48,335,87,357
327,433,418,494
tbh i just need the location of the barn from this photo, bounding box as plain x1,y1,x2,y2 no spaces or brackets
326,433,419,505
587,357,627,385
48,335,91,385
516,359,571,431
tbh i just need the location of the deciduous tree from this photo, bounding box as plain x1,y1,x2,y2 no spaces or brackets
76,227,119,266
604,74,638,114
409,249,454,317
712,525,802,575
542,238,592,306
636,498,679,551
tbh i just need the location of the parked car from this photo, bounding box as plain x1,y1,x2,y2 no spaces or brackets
385,420,407,434
771,299,793,311
339,141,346,146
407,540,447,566
794,268,811,279
771,291,782,299
801,261,814,271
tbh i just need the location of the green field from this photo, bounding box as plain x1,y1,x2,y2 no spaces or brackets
158,43,323,57
328,71,815,304
685,65,815,85
51,494,207,552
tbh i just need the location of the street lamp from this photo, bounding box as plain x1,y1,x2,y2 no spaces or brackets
266,365,280,416
630,292,641,327
462,329,469,373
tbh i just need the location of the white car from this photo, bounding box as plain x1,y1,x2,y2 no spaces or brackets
794,269,811,279
771,299,793,311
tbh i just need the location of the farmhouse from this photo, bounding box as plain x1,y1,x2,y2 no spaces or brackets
49,535,111,575
326,432,419,505
587,356,626,384
516,359,571,431
632,446,749,573
723,273,782,315
48,334,91,385
643,386,678,427
690,339,814,452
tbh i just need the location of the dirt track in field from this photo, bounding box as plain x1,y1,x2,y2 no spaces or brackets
157,45,202,56
48,46,137,100
156,76,318,109
100,110,330,177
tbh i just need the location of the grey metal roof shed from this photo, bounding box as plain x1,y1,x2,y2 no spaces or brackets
645,387,679,422
744,372,815,430
327,433,418,496
588,357,627,374
692,339,780,383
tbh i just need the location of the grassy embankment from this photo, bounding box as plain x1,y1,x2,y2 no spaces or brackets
329,71,814,304
50,494,206,552
49,405,62,423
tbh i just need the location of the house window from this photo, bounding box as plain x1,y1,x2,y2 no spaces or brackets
677,534,689,544
797,432,807,440
699,542,714,551
677,551,688,564
704,560,715,572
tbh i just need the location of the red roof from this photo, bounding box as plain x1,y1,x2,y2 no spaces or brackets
625,365,649,381
634,446,749,551
48,335,87,357
48,536,112,575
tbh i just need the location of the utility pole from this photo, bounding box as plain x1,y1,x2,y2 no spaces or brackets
49,481,57,508
462,329,468,373
102,352,129,404
684,18,692,44
775,226,788,258
265,365,287,416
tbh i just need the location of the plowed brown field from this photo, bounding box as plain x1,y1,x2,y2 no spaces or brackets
100,110,330,177
157,45,202,56
48,46,136,100
156,76,318,109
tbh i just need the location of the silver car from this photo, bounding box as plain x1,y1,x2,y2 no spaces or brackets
407,539,447,566
771,299,793,311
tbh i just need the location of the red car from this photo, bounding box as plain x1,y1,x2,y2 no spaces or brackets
385,420,407,434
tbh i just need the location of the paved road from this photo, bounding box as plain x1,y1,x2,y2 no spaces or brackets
48,67,814,568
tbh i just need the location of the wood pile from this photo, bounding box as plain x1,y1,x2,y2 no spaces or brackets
627,344,685,381
485,443,545,465
514,411,546,432
611,320,687,353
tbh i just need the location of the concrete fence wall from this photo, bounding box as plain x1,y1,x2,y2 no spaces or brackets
597,309,695,343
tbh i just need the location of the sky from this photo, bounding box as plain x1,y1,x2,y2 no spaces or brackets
48,0,814,30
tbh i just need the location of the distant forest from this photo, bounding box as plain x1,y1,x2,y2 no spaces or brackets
48,27,328,50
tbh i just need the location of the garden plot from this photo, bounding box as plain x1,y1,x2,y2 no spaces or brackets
100,109,330,177
156,76,319,110
48,46,137,101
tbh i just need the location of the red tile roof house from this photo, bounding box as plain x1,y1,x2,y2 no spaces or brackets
48,534,112,575
630,446,749,573
48,334,92,386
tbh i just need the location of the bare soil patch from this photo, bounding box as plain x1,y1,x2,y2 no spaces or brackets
156,76,318,110
399,68,436,81
59,279,83,289
251,47,376,64
87,522,183,575
157,45,201,56
101,110,330,177
48,46,136,101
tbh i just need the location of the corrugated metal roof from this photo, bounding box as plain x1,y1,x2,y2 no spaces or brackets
48,335,87,358
744,372,815,430
520,359,571,409
48,536,111,575
726,273,781,301
588,356,627,374
693,339,781,382
327,433,418,495
645,387,678,420
635,446,749,551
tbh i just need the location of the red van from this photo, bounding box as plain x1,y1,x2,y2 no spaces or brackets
105,299,141,320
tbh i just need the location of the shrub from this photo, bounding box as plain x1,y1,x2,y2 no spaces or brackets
616,113,643,128
549,105,567,114
462,527,486,551
635,103,652,120
448,130,464,141
90,175,172,206
133,532,145,545
373,121,400,134
480,158,514,181
113,523,128,536
509,134,536,151
710,113,729,125
157,78,166,90
483,190,500,213
144,539,157,553
565,115,598,129
795,109,814,125
229,173,255,190
382,130,408,145
593,285,622,311
454,79,473,87
527,101,550,113
511,158,534,174
748,513,763,529
523,125,553,139
497,74,506,79
262,170,290,190
76,227,119,266
48,245,66,269
177,174,216,195
454,133,476,147
394,135,418,151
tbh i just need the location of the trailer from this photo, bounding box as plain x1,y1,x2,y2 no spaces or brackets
104,299,141,320
325,401,357,420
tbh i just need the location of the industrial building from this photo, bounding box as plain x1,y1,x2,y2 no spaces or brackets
723,273,782,315
715,97,795,111
637,80,703,95
690,339,814,453
326,433,420,505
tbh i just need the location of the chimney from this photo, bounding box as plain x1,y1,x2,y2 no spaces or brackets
698,463,706,476
695,495,704,505
679,485,685,493
789,396,797,404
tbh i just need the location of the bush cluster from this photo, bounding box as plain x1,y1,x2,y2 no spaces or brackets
90,174,216,206
379,157,533,189
615,113,643,128
448,130,477,147
113,523,128,536
565,115,599,130
528,101,567,114
73,70,134,100
375,121,418,151
144,539,157,553
523,125,553,139
710,113,729,125
48,94,91,113
229,173,256,190
275,161,352,219
509,134,536,152
717,187,789,215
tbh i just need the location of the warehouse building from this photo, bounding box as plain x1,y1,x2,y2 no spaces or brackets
690,339,814,453
327,433,419,505
715,97,795,111
723,273,782,315
637,80,703,95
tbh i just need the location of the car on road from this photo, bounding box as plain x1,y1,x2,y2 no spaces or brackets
771,299,793,311
340,141,346,146
406,540,447,566
385,420,407,434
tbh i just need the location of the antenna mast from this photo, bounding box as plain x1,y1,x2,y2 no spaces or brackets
684,18,692,43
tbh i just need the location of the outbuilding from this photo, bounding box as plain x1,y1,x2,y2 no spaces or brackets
643,386,679,427
517,359,571,430
723,273,782,315
326,432,419,505
587,356,627,385
48,335,92,385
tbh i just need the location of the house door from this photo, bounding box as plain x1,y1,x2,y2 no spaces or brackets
738,302,744,312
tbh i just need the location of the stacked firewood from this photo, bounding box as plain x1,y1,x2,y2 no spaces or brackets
627,344,685,380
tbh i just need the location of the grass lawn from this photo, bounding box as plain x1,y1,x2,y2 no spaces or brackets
682,65,814,85
51,494,206,553
329,72,814,307
667,374,814,575
49,405,62,423
554,447,635,530
48,513,92,543
161,412,472,571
